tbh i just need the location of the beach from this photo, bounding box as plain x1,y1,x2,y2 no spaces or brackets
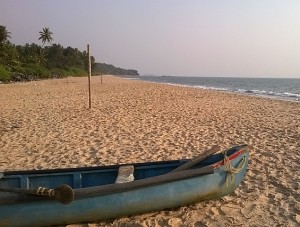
0,75,299,226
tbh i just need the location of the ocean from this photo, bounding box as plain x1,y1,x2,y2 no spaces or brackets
134,76,300,102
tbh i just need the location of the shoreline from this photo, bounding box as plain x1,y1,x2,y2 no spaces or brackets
133,76,300,103
0,75,299,226
2,75,300,103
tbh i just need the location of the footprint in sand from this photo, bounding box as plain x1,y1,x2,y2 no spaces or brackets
241,203,257,218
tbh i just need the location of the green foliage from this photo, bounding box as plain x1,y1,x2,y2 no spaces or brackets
0,64,11,82
23,64,51,78
39,27,53,47
16,43,46,66
50,68,68,78
0,24,139,82
8,64,51,81
0,43,20,68
67,67,87,76
46,44,88,70
0,25,11,44
93,63,139,76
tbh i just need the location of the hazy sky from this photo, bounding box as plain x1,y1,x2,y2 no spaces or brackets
1,0,300,78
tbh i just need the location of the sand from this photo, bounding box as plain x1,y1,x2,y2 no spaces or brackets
0,75,299,226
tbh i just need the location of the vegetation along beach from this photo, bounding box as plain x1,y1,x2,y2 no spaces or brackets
0,76,299,226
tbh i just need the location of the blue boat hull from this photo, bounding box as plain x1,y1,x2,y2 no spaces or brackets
0,145,249,227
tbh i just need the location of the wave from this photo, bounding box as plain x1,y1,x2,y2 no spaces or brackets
236,89,300,99
216,87,299,101
137,76,300,102
175,84,300,101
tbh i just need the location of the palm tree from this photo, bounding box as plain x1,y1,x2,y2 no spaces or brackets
0,25,11,44
38,27,53,47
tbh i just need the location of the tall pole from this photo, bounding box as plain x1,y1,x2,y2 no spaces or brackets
87,44,92,109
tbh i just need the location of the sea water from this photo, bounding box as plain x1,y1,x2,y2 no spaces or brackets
134,76,300,102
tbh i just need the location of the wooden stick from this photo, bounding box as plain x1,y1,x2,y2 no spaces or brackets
0,184,74,205
87,44,92,109
169,145,220,173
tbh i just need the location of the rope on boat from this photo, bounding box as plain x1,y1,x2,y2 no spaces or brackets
36,187,54,197
223,149,246,187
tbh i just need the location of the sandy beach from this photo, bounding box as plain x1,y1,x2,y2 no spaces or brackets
0,75,299,226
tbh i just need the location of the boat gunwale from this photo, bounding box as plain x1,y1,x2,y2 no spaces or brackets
74,145,249,198
0,145,249,204
1,160,187,176
2,144,248,176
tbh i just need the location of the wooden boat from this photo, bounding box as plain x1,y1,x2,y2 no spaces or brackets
0,144,250,227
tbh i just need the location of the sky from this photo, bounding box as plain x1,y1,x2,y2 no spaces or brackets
1,0,300,78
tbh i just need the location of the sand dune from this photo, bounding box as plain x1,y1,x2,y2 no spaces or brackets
0,76,299,226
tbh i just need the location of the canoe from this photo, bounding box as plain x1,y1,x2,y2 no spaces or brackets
0,144,250,227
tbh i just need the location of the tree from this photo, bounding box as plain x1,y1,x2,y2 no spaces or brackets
46,44,64,68
38,27,53,47
0,25,11,44
0,25,17,69
0,43,19,67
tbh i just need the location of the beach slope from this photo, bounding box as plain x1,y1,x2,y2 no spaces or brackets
0,76,299,226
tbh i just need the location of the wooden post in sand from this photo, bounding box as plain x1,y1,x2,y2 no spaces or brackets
87,44,92,109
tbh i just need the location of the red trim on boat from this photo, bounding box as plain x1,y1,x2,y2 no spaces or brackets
212,149,247,169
